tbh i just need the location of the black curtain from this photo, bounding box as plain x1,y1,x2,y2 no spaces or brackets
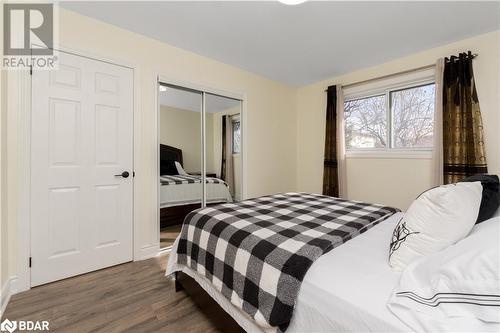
322,85,339,197
220,115,227,181
442,51,487,183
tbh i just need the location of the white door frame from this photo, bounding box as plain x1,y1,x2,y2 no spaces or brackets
15,45,140,292
155,74,248,253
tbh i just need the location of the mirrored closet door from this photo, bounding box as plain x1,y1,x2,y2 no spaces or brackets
158,83,242,250
158,84,202,249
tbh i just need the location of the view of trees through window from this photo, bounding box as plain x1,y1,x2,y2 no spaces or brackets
344,95,387,149
344,83,435,150
232,120,241,154
391,84,435,148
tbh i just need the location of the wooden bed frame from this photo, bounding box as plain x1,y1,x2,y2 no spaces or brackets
175,272,245,333
160,203,201,228
160,143,183,169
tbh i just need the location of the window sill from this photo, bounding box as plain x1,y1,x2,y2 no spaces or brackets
345,149,432,159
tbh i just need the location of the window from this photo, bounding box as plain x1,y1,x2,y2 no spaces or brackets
344,82,435,152
345,95,387,149
391,84,435,148
232,120,241,154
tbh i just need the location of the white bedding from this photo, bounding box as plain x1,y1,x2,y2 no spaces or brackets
166,212,411,332
388,216,500,332
160,181,232,208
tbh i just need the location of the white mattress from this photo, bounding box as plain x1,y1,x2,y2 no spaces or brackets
160,182,232,208
166,212,412,333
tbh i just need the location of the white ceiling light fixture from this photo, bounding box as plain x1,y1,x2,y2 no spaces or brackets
278,0,308,5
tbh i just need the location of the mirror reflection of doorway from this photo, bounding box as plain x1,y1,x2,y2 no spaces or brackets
206,92,242,202
158,83,242,250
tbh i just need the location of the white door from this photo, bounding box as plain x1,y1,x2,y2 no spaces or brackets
31,50,134,286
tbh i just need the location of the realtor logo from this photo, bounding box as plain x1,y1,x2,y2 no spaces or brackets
3,3,53,55
2,3,58,70
0,319,17,333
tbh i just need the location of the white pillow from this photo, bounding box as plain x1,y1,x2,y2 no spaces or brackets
388,216,500,332
389,182,482,271
175,161,189,176
494,206,500,218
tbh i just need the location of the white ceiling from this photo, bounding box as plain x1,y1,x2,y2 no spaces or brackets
61,1,500,86
159,85,241,113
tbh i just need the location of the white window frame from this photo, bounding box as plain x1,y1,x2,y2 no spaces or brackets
343,67,435,159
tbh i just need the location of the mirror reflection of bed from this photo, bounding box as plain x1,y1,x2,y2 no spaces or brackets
158,83,242,249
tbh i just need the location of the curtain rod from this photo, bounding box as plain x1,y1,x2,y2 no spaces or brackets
324,53,478,92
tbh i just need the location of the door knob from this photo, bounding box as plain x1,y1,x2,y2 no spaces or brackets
115,171,130,178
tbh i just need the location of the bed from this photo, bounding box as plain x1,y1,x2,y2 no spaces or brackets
159,144,232,227
166,193,408,332
167,187,500,333
167,211,409,333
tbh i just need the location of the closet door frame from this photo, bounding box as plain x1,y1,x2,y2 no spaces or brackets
156,75,246,251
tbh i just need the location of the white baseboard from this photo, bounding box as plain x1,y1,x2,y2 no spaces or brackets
0,277,18,318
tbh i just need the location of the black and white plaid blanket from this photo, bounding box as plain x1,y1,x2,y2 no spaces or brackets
175,192,399,332
160,175,227,187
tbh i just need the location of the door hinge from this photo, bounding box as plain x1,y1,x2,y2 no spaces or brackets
133,171,135,177
29,257,32,267
29,65,33,75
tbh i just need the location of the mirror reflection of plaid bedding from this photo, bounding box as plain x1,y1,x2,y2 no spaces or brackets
160,175,227,187
175,193,399,332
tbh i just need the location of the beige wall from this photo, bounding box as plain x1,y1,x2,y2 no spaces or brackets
0,2,10,300
296,30,500,210
160,106,214,173
0,70,7,292
5,6,298,287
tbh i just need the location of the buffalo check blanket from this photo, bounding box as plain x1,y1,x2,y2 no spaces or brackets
160,175,227,187
174,193,399,332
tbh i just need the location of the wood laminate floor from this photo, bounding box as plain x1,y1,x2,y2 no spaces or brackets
160,225,182,249
2,255,221,333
